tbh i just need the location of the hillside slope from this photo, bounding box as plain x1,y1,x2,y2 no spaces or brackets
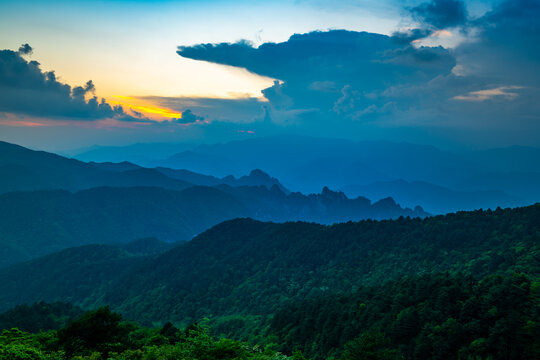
0,186,245,266
0,183,425,267
0,204,537,324
0,141,193,194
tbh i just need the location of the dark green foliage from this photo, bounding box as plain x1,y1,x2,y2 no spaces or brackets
269,273,540,360
0,184,424,267
0,245,149,311
0,307,299,360
341,331,401,360
0,344,45,360
0,186,244,267
1,205,537,323
0,205,538,358
159,322,181,345
0,140,425,267
0,328,46,360
0,302,83,333
56,307,130,358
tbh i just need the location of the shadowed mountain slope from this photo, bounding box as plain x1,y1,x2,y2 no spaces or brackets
0,183,425,267
0,141,193,193
0,204,536,326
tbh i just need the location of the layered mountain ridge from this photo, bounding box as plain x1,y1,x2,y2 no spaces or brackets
0,140,425,267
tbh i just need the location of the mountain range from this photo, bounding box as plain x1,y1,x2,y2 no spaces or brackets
71,136,540,214
0,139,538,359
0,140,425,267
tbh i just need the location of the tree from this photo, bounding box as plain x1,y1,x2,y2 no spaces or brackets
56,306,128,358
341,331,402,360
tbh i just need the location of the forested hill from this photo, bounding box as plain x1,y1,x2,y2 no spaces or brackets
0,140,427,267
0,184,424,267
0,186,244,267
0,204,537,327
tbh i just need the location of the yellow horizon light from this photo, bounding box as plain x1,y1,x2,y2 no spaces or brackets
128,104,183,119
109,97,183,119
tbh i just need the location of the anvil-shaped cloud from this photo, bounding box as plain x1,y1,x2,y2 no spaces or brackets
172,0,539,146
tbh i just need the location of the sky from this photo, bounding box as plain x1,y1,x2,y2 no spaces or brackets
0,0,538,151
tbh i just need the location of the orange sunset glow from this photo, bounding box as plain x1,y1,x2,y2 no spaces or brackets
110,96,183,120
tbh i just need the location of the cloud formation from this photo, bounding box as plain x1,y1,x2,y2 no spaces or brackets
137,95,268,124
0,46,140,121
173,0,539,146
458,0,540,84
178,30,454,85
410,0,468,29
2,1,538,148
17,44,33,56
178,30,455,125
176,109,204,124
391,28,434,44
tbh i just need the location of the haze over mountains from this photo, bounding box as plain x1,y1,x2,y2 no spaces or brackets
1,138,537,359
0,140,426,267
73,136,540,213
0,137,538,358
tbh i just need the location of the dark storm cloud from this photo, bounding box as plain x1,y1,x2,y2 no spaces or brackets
179,29,456,83
391,28,434,44
178,39,257,73
71,80,96,100
176,109,204,124
377,0,540,133
178,30,455,124
0,46,142,121
131,109,144,118
457,0,540,85
177,30,456,96
179,31,413,82
384,45,455,67
393,0,469,46
18,43,33,55
261,81,294,110
410,0,468,29
174,1,539,147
